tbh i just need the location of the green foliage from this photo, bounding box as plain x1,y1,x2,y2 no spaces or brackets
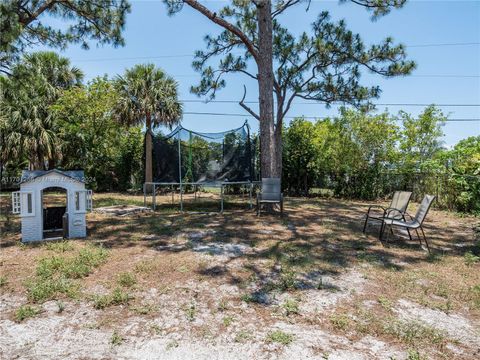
110,330,124,346
27,245,108,303
117,272,137,288
93,288,132,309
45,241,74,253
0,0,130,72
282,298,300,316
266,330,294,345
464,251,480,266
14,305,40,322
281,106,478,213
51,77,143,191
1,52,83,170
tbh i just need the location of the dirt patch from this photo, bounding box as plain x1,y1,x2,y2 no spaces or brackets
394,299,480,348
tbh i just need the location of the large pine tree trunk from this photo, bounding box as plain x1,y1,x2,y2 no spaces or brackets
145,114,153,187
257,0,278,178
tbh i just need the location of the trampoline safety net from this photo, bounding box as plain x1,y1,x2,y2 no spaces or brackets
151,121,257,183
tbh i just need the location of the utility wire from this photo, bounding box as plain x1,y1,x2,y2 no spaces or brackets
181,100,480,107
72,42,480,62
183,111,480,122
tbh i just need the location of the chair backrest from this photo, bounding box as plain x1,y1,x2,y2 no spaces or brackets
390,191,413,213
261,178,281,201
414,195,436,225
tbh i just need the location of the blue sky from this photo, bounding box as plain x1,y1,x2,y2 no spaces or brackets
39,0,480,146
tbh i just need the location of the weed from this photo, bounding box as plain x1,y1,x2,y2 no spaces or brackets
110,330,123,346
150,324,162,335
464,251,480,266
185,302,196,321
56,300,65,313
278,268,297,290
241,293,254,303
26,276,77,303
406,349,428,360
134,260,154,274
222,315,235,327
45,241,74,253
384,319,445,345
377,296,392,310
177,265,189,273
330,313,350,330
217,299,228,312
26,246,108,303
117,272,136,288
166,340,179,350
92,294,111,310
234,330,252,343
282,298,300,316
0,275,7,287
15,305,40,322
131,304,156,315
266,330,294,345
110,287,131,305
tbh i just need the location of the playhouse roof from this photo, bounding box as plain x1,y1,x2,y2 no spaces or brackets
20,169,85,184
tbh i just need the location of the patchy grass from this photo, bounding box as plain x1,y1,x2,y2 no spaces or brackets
26,245,108,303
110,330,124,346
282,298,300,316
44,241,74,253
15,305,41,322
117,272,136,288
464,251,480,266
92,288,132,309
0,193,478,358
266,330,294,345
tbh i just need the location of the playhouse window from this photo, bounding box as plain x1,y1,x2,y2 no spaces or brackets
74,190,92,213
12,191,35,216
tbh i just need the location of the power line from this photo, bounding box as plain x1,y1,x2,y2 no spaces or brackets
181,99,480,107
71,42,480,62
407,42,480,48
183,111,480,122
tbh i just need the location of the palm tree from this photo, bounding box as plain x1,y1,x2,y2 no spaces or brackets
1,51,83,170
113,64,182,185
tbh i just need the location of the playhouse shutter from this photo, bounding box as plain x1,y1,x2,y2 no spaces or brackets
12,192,20,214
86,190,93,211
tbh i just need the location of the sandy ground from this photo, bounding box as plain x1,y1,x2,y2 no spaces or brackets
1,193,479,359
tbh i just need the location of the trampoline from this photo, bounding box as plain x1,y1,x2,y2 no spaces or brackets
144,121,259,212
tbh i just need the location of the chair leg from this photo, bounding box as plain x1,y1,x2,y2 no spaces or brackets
363,214,369,233
420,226,431,253
379,221,385,241
414,228,422,247
406,228,413,242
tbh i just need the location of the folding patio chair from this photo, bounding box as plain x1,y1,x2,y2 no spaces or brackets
380,194,436,253
256,178,283,216
363,191,412,235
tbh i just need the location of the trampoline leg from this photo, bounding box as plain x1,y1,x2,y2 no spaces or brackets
143,183,146,207
153,184,156,211
221,185,224,213
180,183,183,212
249,183,253,209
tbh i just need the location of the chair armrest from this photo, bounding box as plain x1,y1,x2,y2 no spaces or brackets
367,204,386,216
385,207,405,219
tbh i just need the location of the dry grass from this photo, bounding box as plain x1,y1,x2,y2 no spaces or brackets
0,192,478,359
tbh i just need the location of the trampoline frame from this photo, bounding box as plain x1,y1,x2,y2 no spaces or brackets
143,181,261,212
